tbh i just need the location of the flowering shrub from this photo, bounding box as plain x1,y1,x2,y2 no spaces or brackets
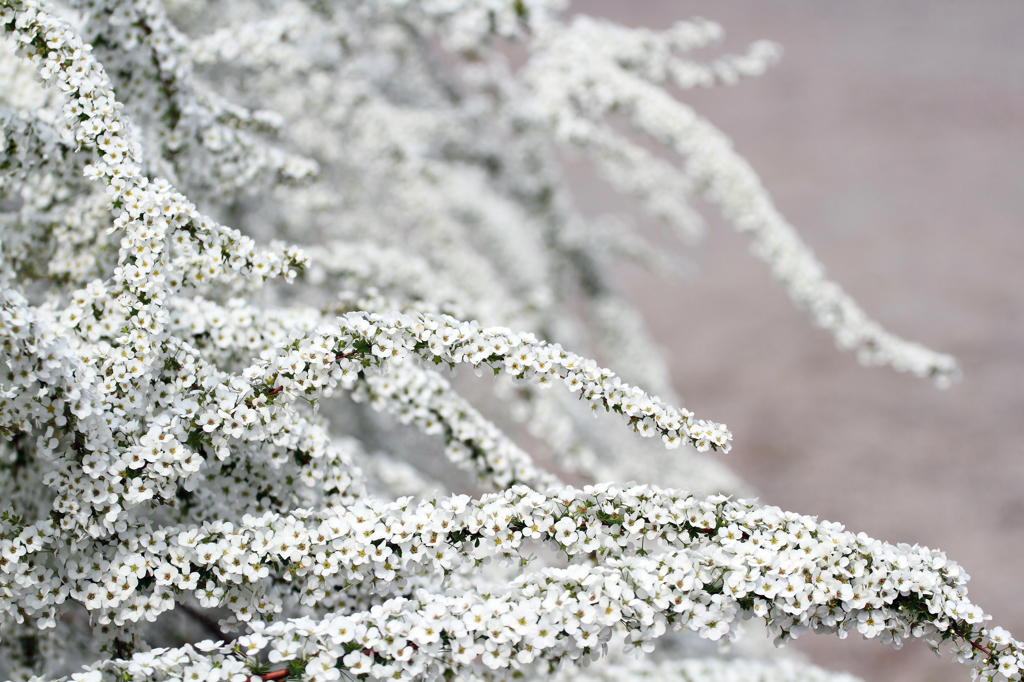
0,1,1016,682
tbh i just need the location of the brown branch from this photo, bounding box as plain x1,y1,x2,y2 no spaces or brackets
968,639,995,659
259,670,289,681
175,602,227,641
951,622,995,660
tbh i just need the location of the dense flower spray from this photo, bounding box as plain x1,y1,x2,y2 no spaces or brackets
0,1,1014,681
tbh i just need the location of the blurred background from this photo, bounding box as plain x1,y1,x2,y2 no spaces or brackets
566,2,1024,681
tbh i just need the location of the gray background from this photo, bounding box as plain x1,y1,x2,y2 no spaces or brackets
568,2,1024,681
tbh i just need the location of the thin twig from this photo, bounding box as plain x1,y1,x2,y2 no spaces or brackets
176,602,228,641
968,639,995,659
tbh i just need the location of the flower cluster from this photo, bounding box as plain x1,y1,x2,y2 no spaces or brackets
0,0,994,681
29,485,1024,682
291,310,732,453
164,293,560,490
525,16,959,385
74,0,318,200
1,107,80,194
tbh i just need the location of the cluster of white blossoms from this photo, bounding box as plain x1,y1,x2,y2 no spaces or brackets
0,0,1010,681
524,16,960,386
19,486,1024,681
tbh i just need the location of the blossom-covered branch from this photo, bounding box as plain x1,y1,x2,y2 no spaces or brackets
34,485,1024,681
0,0,993,680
